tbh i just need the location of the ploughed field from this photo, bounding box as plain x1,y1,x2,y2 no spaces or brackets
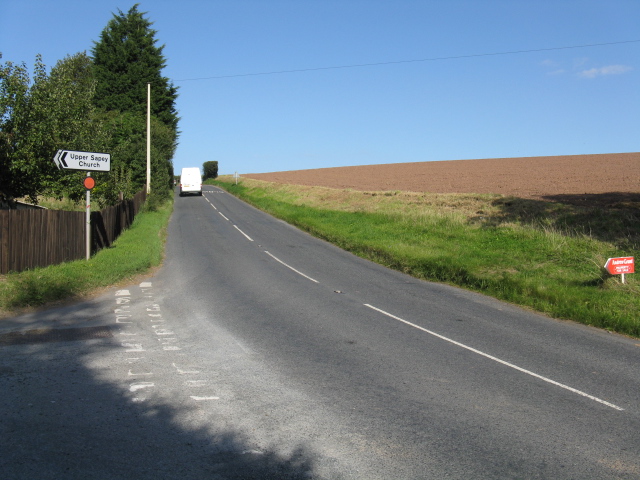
244,152,640,207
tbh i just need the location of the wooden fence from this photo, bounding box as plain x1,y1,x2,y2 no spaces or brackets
0,190,146,274
91,190,146,252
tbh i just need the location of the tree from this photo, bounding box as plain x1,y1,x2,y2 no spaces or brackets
0,53,102,206
91,4,179,200
91,4,179,132
0,56,30,207
203,161,218,180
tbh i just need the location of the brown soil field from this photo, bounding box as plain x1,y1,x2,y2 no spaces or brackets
245,153,640,207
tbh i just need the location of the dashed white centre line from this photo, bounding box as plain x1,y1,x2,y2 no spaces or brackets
206,198,253,242
233,225,254,241
205,197,218,210
264,251,319,283
364,304,624,411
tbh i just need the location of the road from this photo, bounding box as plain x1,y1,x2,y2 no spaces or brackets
1,185,639,479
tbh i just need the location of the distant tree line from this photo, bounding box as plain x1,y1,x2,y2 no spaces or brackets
0,4,178,208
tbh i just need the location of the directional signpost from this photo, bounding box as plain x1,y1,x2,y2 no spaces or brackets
53,149,111,172
52,150,112,260
604,256,635,284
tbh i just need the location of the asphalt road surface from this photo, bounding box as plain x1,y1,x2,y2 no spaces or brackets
1,185,639,479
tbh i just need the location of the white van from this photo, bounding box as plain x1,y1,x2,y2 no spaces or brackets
179,167,202,196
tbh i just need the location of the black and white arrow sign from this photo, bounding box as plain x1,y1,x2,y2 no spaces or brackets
52,149,111,172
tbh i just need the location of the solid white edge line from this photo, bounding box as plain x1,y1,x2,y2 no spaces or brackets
364,304,624,411
233,225,254,241
264,251,319,283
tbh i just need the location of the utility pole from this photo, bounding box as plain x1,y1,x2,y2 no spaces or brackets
146,82,151,194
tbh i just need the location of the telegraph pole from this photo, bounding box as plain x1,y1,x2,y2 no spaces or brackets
146,82,151,194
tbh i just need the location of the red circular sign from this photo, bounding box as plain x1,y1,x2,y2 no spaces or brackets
83,176,96,190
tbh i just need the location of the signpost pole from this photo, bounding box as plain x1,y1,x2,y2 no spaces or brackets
86,172,91,260
52,149,107,261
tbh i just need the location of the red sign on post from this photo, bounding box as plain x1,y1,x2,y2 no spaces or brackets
604,257,635,275
83,176,96,190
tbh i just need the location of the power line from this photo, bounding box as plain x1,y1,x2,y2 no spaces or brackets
174,39,640,82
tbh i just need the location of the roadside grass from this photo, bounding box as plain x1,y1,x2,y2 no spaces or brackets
215,177,640,337
0,199,173,315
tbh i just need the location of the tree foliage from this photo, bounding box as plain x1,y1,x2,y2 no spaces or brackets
91,4,179,201
92,4,179,132
0,53,103,206
0,56,30,206
0,4,179,208
203,161,218,180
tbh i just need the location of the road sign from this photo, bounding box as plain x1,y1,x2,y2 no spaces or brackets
604,257,634,275
83,176,96,190
53,149,111,172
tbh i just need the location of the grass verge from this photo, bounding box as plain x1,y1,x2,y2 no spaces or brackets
214,177,640,338
0,199,173,316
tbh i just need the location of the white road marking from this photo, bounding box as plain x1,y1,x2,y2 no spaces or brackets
122,343,145,352
190,396,220,401
264,251,319,283
215,209,253,241
185,380,207,387
364,304,624,411
115,290,130,296
128,370,153,377
233,225,254,241
130,382,155,392
154,330,174,336
139,282,152,288
159,337,178,344
172,363,200,375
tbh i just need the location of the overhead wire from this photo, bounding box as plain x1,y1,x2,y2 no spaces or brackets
174,39,640,82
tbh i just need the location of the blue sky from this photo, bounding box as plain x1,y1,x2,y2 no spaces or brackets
2,1,638,175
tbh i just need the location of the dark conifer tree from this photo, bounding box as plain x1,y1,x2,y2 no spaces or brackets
91,4,178,197
91,4,179,132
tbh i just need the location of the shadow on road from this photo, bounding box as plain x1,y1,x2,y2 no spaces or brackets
0,326,318,479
